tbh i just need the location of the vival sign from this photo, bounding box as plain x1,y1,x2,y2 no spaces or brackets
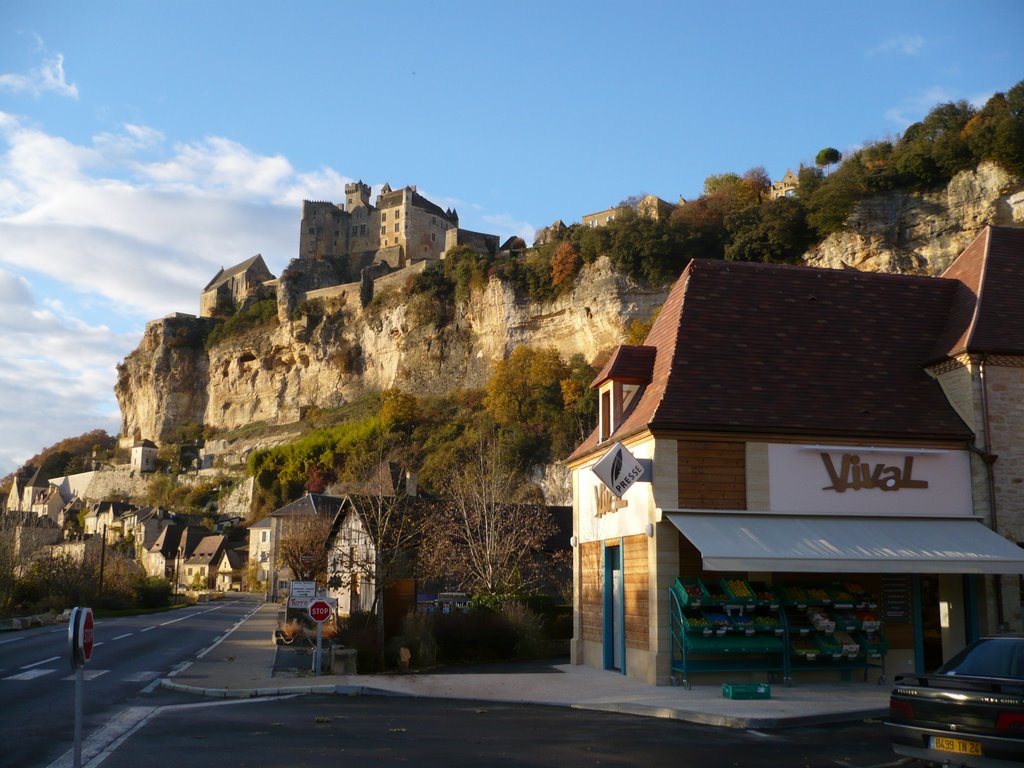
768,444,970,516
592,442,644,499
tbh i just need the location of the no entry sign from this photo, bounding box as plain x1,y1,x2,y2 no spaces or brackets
308,599,332,623
68,607,94,668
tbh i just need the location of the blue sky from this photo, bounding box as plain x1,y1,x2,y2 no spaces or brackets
1,1,1022,476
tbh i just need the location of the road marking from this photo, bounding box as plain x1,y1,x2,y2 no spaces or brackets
167,661,192,677
140,626,155,632
159,615,189,626
61,669,108,681
4,668,54,680
139,678,162,694
93,642,105,648
111,633,132,641
122,670,160,682
22,655,60,669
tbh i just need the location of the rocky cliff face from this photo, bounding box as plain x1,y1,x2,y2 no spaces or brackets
116,257,667,444
805,162,1024,274
117,164,1024,449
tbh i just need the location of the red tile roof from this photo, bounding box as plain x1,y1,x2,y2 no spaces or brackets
567,227,1024,463
933,227,1024,360
590,345,657,388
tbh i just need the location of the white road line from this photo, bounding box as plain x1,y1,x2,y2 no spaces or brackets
61,669,108,681
111,633,132,641
140,626,155,632
93,642,105,648
4,668,54,680
139,678,162,694
122,670,160,682
166,661,192,677
159,615,189,626
22,655,60,669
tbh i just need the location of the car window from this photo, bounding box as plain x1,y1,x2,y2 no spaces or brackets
938,639,1024,679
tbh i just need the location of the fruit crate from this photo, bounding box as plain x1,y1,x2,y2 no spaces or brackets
674,578,709,607
779,585,810,606
722,682,771,700
703,611,733,635
721,578,757,604
790,636,818,660
858,629,888,657
750,582,780,608
831,611,861,632
826,586,858,607
681,610,712,636
814,633,844,660
730,614,756,635
751,613,783,634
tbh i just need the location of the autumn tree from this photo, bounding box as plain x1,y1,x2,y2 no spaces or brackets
549,241,580,289
417,433,557,602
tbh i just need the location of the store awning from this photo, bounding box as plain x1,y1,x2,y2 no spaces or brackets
665,512,1024,574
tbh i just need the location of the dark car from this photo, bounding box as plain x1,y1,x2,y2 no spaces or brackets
886,635,1024,767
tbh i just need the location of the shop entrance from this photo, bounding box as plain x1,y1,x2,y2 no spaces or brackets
603,544,623,671
918,576,944,671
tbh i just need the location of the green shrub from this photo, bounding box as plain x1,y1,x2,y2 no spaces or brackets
204,298,278,350
135,577,173,608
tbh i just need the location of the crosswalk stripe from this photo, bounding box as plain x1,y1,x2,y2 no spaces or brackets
4,668,54,680
61,669,108,681
122,671,160,682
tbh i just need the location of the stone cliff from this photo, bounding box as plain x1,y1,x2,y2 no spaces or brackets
805,162,1024,274
117,163,1024,450
116,257,666,445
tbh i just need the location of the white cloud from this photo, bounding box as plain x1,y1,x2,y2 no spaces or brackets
0,53,78,99
883,86,955,129
0,113,523,475
867,34,926,58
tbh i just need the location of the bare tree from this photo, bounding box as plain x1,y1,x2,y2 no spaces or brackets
328,439,423,647
278,513,334,583
418,434,557,601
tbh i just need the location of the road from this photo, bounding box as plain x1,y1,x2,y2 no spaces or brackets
0,595,262,768
95,694,909,768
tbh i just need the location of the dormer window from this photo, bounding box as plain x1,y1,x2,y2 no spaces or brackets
589,345,657,444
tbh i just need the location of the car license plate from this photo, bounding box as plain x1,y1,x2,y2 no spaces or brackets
931,736,983,756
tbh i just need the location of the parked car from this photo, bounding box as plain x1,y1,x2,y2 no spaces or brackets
886,635,1024,767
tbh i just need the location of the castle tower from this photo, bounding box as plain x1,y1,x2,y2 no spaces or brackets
300,200,347,260
345,181,371,211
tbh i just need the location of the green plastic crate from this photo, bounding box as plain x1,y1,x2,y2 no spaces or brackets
721,682,771,699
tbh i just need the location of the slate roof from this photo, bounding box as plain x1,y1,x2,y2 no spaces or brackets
202,254,271,292
270,493,346,520
565,227,1024,463
185,534,225,566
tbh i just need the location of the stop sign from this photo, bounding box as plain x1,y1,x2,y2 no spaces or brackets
81,609,94,662
308,599,331,623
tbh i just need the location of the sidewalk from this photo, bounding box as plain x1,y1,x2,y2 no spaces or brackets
162,603,891,729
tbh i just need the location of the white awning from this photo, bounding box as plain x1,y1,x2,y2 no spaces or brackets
665,512,1024,574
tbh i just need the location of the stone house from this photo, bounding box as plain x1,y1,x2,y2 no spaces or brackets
247,516,273,586
145,524,209,583
566,226,1024,686
265,492,346,599
213,547,247,591
181,534,225,590
130,439,158,474
769,168,800,200
199,254,276,318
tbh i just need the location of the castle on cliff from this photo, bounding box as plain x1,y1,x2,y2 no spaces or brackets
199,182,500,318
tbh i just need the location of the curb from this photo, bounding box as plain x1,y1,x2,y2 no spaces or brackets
157,677,885,729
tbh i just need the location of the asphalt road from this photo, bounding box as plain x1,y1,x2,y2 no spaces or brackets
94,694,910,768
0,595,262,768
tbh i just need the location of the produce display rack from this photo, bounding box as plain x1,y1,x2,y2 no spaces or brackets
669,578,888,687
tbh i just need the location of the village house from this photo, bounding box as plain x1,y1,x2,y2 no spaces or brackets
567,226,1024,686
182,534,226,590
145,524,209,583
213,547,247,591
198,254,276,318
769,168,800,200
247,516,273,587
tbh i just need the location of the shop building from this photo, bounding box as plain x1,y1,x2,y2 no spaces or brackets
566,226,1024,686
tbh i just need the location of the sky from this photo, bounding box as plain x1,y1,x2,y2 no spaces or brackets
0,1,1022,477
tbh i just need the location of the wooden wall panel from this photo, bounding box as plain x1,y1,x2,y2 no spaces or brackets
623,534,649,650
580,541,602,643
678,440,746,509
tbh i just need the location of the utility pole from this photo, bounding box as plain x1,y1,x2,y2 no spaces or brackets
98,524,107,596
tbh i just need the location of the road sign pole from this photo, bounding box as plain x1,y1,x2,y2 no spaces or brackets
74,665,83,768
314,621,323,676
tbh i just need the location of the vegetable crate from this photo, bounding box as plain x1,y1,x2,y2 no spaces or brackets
722,682,771,700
